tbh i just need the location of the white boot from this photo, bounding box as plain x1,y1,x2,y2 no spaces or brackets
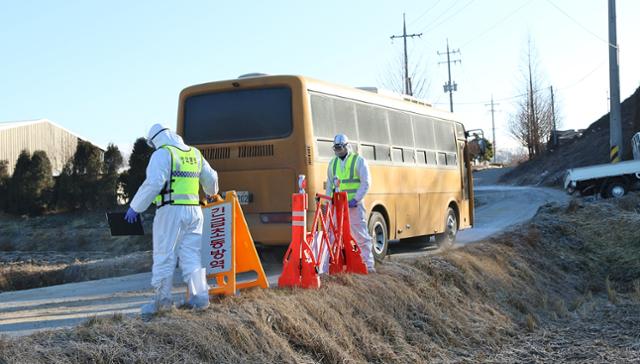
141,278,174,318
186,268,210,310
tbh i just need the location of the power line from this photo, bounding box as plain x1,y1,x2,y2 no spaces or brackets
432,58,607,107
417,0,475,35
544,0,617,48
416,1,459,31
557,59,607,91
460,0,534,48
408,0,444,27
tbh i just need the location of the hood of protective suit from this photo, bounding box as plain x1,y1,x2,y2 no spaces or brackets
147,123,189,150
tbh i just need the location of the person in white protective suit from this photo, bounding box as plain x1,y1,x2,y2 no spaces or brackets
124,123,219,316
325,134,375,272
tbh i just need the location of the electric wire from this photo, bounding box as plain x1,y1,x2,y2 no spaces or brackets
544,0,617,49
419,0,476,35
408,0,443,27
460,0,534,49
431,58,606,106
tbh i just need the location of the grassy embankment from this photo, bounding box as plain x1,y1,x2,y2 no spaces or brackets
0,210,153,292
1,195,640,362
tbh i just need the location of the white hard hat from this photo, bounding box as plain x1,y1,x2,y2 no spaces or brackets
146,123,169,148
333,134,349,148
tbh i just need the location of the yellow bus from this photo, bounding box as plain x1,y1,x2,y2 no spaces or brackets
176,74,473,260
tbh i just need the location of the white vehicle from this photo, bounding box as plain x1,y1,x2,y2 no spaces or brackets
564,133,640,198
564,160,640,198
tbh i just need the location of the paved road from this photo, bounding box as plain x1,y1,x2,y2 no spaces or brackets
0,170,569,337
387,185,569,259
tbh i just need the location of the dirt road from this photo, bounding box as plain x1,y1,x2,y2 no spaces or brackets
0,170,569,337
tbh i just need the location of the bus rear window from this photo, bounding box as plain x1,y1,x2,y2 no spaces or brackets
183,87,293,144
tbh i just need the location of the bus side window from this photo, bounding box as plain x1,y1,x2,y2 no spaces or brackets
446,153,457,166
418,150,427,164
316,139,335,159
412,116,436,150
360,144,376,161
310,94,335,138
427,151,437,165
392,147,403,162
376,144,391,161
437,152,447,166
403,148,415,164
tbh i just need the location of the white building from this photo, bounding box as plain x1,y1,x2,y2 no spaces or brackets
0,119,103,175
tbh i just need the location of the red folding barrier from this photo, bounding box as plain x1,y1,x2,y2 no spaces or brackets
278,176,321,289
332,191,368,274
279,175,367,289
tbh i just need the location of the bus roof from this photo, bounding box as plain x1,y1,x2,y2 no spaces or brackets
181,74,466,126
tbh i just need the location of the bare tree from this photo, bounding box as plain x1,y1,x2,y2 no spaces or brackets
508,38,558,159
379,50,430,99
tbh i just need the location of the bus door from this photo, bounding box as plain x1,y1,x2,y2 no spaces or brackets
459,140,474,227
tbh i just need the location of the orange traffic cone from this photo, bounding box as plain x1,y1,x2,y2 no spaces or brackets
278,178,321,289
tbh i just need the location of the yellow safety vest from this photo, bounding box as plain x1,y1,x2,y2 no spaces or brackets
154,145,202,206
330,153,361,201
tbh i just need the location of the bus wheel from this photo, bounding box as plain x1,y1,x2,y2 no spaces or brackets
368,212,388,262
435,207,457,247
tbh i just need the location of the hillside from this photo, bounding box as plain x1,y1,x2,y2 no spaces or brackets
500,86,640,186
2,195,640,362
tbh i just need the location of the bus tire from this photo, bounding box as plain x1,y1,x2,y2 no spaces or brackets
368,212,388,262
435,207,458,247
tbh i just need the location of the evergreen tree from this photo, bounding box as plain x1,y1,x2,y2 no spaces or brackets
103,143,124,175
55,158,76,210
99,143,124,207
0,160,9,212
123,138,153,201
72,141,104,209
7,150,33,214
29,150,54,214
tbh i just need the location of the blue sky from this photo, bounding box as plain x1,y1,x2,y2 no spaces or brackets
1,0,638,156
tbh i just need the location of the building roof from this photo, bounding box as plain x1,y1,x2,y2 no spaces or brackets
0,119,105,150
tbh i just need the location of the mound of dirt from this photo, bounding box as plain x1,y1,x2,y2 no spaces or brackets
500,86,640,186
1,195,639,362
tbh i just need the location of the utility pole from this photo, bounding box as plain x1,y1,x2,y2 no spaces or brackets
390,13,422,96
550,86,557,147
485,95,499,163
438,39,461,112
608,0,623,163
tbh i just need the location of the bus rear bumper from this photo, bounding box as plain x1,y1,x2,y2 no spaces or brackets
244,213,294,246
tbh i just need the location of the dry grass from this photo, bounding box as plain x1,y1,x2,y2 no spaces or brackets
0,210,153,254
1,194,640,362
0,210,155,292
606,276,618,304
633,280,640,303
0,252,151,292
1,260,519,363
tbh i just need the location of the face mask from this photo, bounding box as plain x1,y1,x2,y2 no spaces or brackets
146,128,168,149
333,144,348,158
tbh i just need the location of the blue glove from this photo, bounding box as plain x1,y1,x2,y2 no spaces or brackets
348,199,358,208
124,207,139,223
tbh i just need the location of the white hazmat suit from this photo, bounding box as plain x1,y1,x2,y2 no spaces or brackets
326,149,375,271
129,124,219,314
